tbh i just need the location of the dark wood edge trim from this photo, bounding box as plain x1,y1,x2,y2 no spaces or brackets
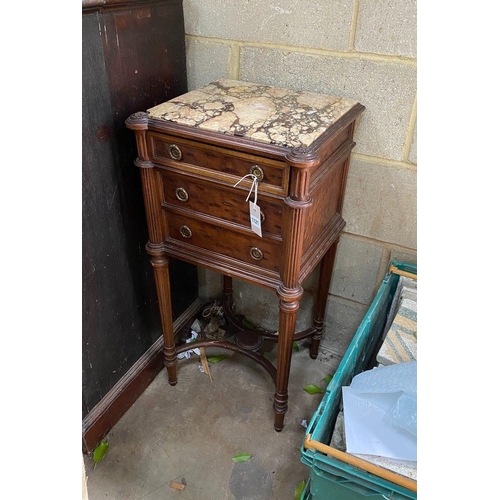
82,298,202,454
83,0,182,12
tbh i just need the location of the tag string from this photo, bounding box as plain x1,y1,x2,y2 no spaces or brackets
233,173,259,205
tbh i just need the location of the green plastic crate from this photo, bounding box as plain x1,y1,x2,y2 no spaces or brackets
300,260,417,500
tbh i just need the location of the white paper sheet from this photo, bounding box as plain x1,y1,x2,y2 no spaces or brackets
342,361,417,461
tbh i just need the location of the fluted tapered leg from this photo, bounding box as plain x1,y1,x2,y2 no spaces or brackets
150,253,177,385
274,285,303,431
310,239,339,359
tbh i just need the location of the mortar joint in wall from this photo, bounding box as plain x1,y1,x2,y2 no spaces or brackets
185,34,416,66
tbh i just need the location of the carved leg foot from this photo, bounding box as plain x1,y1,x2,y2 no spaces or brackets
164,345,178,386
273,393,287,432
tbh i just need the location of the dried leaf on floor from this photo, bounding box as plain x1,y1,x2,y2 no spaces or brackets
170,481,186,491
200,347,214,386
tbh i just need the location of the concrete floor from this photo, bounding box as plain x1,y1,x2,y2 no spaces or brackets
83,341,343,500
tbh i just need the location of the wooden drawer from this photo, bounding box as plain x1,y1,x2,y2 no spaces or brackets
165,212,282,273
158,168,283,237
149,132,289,196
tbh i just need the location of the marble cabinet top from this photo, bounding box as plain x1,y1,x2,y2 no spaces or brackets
147,79,359,149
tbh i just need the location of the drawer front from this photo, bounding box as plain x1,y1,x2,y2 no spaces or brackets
149,132,289,196
166,212,281,273
159,169,283,236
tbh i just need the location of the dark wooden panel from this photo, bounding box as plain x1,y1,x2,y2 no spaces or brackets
82,1,197,420
82,299,201,454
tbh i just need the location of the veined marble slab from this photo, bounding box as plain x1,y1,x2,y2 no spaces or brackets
147,79,359,149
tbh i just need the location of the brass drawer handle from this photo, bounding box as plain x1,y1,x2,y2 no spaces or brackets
250,247,263,261
250,165,264,182
180,225,192,239
260,211,265,223
169,144,182,161
175,187,189,202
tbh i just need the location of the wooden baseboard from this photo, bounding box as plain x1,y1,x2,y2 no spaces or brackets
82,299,201,454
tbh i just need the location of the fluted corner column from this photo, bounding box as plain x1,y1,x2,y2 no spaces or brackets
126,111,177,385
273,146,316,431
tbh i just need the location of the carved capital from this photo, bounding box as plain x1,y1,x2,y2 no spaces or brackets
285,145,319,168
276,284,303,304
146,241,165,259
284,195,312,209
292,145,314,157
134,158,155,169
125,111,149,131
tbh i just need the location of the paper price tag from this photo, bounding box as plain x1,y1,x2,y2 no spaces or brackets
249,201,262,237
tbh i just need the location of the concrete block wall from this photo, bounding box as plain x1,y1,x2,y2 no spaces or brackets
183,0,417,357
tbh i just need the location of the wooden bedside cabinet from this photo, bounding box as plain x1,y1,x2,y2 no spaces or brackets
126,79,364,431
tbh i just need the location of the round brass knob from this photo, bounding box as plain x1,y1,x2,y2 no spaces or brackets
250,247,263,261
250,165,264,182
169,144,182,161
260,211,265,223
179,225,192,239
175,187,189,202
